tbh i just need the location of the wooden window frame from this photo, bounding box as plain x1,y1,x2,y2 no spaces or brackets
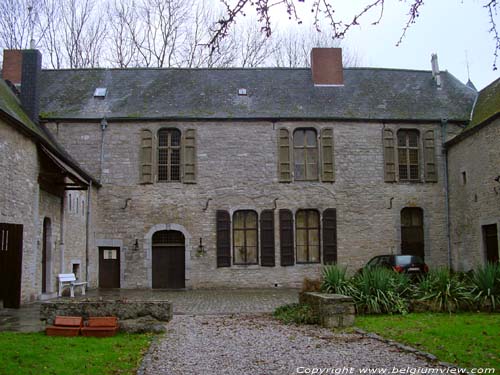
397,129,420,182
232,210,259,265
293,128,319,181
295,209,321,264
157,128,181,182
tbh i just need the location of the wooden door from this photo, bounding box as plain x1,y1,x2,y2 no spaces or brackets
99,247,120,288
0,223,23,308
401,208,425,259
483,225,499,264
152,230,185,289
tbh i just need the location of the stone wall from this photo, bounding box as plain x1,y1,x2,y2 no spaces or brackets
45,119,461,288
0,120,40,303
448,118,500,271
1,119,96,305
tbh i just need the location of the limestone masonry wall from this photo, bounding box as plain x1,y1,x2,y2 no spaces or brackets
448,119,500,271
45,120,460,288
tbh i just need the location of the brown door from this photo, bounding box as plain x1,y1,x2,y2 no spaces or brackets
401,208,425,259
483,224,499,264
99,247,120,288
42,218,51,293
152,230,185,289
0,223,23,308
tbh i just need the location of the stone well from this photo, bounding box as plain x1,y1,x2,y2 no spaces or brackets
40,298,172,333
299,292,355,328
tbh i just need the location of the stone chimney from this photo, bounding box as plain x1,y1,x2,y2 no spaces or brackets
431,53,441,89
2,49,42,123
311,48,344,86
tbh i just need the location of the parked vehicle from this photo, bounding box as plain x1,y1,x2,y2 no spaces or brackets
363,255,429,276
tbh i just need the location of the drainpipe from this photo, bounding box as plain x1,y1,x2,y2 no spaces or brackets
85,180,92,284
441,118,452,269
99,118,108,181
59,193,66,273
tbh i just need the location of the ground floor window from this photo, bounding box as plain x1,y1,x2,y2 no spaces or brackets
483,224,499,264
296,210,320,263
233,210,258,265
401,207,424,259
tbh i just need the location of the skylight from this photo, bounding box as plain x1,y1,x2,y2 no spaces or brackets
94,88,107,98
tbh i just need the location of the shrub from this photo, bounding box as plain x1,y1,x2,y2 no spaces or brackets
351,267,411,314
469,262,500,311
414,268,472,312
273,303,318,325
321,265,353,295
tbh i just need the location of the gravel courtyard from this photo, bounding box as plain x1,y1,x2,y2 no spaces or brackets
142,314,441,375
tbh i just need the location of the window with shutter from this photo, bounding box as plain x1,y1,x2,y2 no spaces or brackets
397,129,420,181
322,208,337,264
424,130,437,182
158,129,181,182
293,129,318,181
296,210,320,263
140,129,153,184
216,210,231,267
260,210,275,267
383,128,396,182
278,129,291,182
321,128,335,182
183,129,196,183
279,209,294,266
233,210,258,265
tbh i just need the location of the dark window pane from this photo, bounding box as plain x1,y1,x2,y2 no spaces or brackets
171,130,181,146
233,210,258,265
294,130,305,147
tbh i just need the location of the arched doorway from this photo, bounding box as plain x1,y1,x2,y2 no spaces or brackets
401,208,425,259
152,230,185,289
42,218,52,293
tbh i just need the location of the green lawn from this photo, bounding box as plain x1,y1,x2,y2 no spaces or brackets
0,332,153,375
356,313,500,370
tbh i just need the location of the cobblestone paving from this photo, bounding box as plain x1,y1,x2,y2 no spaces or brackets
86,288,299,315
142,315,442,375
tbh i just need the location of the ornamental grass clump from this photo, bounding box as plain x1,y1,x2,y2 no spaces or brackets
351,267,411,315
321,264,354,295
415,268,472,313
469,262,500,311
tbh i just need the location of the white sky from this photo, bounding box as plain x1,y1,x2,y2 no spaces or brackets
271,0,499,90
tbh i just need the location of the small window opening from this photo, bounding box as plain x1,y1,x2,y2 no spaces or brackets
69,194,72,211
76,197,79,214
72,263,80,280
82,200,85,216
462,171,467,185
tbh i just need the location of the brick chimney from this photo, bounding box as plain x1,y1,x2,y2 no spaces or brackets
2,49,42,123
311,48,344,86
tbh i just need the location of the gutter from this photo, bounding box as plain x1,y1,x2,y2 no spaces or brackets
441,118,452,269
85,180,92,284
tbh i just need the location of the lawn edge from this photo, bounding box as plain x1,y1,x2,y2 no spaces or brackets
136,333,164,375
353,328,463,371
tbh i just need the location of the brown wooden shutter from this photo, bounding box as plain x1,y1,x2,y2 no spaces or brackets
278,129,291,182
322,208,337,264
183,129,196,183
383,128,396,182
424,130,437,182
216,210,231,267
260,210,275,267
321,128,335,182
279,209,294,266
140,129,154,184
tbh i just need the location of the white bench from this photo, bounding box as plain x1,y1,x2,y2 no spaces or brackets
58,273,87,297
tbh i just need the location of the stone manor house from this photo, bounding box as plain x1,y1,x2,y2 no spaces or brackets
0,48,498,307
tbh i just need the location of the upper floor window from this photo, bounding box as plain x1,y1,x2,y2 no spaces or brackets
397,129,420,181
233,210,258,265
158,129,181,182
296,209,320,263
293,129,318,181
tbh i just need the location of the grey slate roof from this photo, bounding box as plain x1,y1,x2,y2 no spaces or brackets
38,67,476,122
